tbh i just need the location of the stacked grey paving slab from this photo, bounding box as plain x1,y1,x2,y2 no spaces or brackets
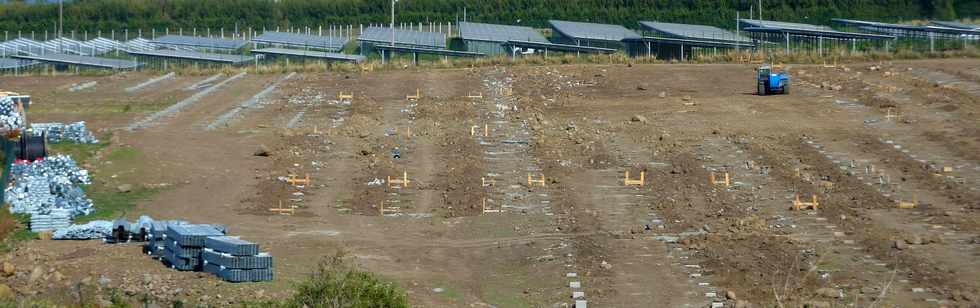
162,224,225,271
202,236,273,282
0,96,25,131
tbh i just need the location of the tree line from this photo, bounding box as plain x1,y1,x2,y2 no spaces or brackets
0,0,972,34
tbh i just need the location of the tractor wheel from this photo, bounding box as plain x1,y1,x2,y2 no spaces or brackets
758,84,765,96
783,84,790,95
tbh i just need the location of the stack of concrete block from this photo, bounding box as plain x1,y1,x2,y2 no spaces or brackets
162,224,225,271
202,236,274,282
52,220,113,240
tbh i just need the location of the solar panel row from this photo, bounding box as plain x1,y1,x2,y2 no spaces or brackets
127,49,252,64
458,22,548,43
357,27,446,49
151,35,247,50
252,47,365,63
253,32,349,51
11,53,140,69
548,20,641,42
639,21,751,43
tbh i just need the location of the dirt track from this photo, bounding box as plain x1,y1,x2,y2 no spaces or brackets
2,58,979,307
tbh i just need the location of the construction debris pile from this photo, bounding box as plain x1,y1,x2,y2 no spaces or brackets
0,96,25,132
31,121,99,144
5,155,93,232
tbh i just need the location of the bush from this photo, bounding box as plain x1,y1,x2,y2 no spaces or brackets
280,252,409,308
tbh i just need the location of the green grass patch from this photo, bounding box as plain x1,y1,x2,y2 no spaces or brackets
0,208,36,253
75,185,160,223
47,141,109,164
104,146,141,162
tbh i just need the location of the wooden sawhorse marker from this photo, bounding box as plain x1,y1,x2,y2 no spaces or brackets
624,170,645,186
338,92,354,100
482,199,502,214
709,172,731,187
269,201,296,215
791,194,819,211
471,124,488,137
527,173,546,187
286,174,311,187
466,92,483,99
388,172,411,188
406,88,422,100
896,194,917,209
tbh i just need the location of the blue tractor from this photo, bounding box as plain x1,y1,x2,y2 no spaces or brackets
757,65,790,95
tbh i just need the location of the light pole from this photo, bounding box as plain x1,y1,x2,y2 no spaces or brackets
391,0,399,47
58,0,63,53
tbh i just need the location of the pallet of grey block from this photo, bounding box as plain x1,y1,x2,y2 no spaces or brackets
162,249,200,271
204,236,259,256
165,239,203,258
165,224,226,247
202,250,273,269
203,263,273,283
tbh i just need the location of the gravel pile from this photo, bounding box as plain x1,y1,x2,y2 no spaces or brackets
5,155,93,218
31,121,99,144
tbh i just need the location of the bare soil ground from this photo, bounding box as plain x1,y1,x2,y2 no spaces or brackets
1,58,979,307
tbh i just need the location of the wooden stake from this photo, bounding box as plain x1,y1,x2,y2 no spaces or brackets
624,170,645,186
527,173,546,187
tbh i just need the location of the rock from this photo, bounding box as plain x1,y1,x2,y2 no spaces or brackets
893,240,908,250
682,95,692,101
636,83,649,91
816,287,841,298
630,115,648,123
1,262,14,277
831,85,843,91
29,266,43,282
734,300,753,308
658,91,667,98
80,276,92,286
906,235,924,245
600,261,612,270
821,81,831,89
116,184,133,193
253,145,271,157
97,276,111,286
0,284,12,300
726,290,737,300
52,271,64,282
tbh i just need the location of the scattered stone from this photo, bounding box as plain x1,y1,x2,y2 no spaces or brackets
893,240,908,250
1,262,14,277
52,271,64,282
253,145,270,157
630,115,648,123
29,266,43,282
636,83,649,91
97,276,111,286
804,301,831,308
905,235,924,245
726,290,737,300
600,260,612,270
658,91,667,98
116,184,133,193
734,300,753,308
682,95,692,101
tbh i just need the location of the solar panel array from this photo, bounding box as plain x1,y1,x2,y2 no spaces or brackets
151,35,247,50
127,49,251,64
357,27,446,49
548,20,641,42
640,21,751,42
931,21,980,30
0,37,161,57
739,19,833,31
253,31,349,51
458,22,548,43
11,53,140,69
0,57,37,69
252,47,366,63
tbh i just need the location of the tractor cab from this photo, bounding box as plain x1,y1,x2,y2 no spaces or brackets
757,65,790,95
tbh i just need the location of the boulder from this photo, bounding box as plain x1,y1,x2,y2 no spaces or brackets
1,262,14,277
893,240,908,250
253,145,270,157
630,115,648,123
116,184,133,193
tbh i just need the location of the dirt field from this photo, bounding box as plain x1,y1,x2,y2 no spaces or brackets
1,58,978,307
